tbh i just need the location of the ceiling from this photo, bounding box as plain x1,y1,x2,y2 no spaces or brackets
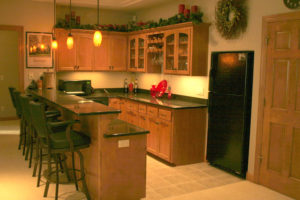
32,0,172,11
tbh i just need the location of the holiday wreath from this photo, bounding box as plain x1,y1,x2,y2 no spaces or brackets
215,0,247,39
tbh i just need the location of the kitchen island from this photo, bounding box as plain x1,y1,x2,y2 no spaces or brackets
82,89,208,165
31,89,149,200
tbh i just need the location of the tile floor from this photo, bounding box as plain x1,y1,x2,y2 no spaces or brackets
0,120,294,200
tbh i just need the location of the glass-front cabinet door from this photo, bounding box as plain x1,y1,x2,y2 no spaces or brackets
137,37,146,71
128,35,146,72
163,28,191,75
177,29,190,75
164,32,175,73
129,37,136,71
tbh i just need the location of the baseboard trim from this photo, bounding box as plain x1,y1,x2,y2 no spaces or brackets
246,172,255,182
0,117,18,121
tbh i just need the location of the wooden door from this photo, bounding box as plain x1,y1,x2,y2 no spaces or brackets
109,35,127,71
158,119,171,161
259,19,300,199
94,34,110,71
56,30,76,71
76,33,94,71
147,117,159,154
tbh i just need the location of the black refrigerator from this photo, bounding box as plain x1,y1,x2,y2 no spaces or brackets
207,51,254,178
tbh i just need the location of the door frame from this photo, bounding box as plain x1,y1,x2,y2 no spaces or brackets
254,11,300,183
0,25,24,92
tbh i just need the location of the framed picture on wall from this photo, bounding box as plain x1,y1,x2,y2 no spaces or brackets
26,32,53,68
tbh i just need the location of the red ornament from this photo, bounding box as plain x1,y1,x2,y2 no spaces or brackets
178,4,185,14
191,5,198,13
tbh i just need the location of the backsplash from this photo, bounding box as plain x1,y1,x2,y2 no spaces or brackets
56,72,208,99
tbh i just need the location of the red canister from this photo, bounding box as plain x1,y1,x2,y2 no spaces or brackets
184,9,190,18
191,5,198,13
178,4,185,14
128,82,133,93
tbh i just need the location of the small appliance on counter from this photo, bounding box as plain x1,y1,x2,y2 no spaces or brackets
58,79,93,96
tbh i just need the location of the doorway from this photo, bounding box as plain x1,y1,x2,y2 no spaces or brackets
255,11,300,199
0,25,24,120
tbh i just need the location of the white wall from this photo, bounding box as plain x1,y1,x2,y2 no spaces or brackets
136,0,292,175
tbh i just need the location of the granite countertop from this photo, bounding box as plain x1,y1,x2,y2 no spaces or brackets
30,89,121,116
85,89,208,109
103,119,149,138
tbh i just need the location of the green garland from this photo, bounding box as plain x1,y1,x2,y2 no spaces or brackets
215,0,247,39
55,12,203,32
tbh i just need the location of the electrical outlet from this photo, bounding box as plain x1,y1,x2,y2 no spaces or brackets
118,139,130,148
197,87,204,96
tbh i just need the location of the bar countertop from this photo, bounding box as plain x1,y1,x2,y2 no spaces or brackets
30,89,121,116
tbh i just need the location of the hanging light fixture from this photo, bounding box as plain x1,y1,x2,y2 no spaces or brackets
93,0,102,47
67,0,74,49
52,0,58,49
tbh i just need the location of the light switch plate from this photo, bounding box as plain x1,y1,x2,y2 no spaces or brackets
118,139,130,148
0,75,3,81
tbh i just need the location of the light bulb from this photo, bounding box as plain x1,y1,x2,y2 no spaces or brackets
67,33,74,49
52,37,58,49
93,30,102,47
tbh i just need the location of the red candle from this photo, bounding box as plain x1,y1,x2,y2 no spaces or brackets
71,11,76,20
184,9,190,18
65,14,70,23
178,4,185,14
76,16,80,25
191,5,198,13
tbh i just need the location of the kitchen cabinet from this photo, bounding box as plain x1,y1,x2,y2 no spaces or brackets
94,34,127,71
109,98,127,120
55,29,127,72
130,22,209,76
163,25,208,76
56,30,94,71
109,97,206,165
128,35,146,72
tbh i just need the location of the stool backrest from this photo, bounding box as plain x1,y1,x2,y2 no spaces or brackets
29,101,48,138
8,87,17,108
19,95,31,123
12,90,22,117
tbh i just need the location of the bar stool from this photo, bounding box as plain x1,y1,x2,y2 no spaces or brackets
29,101,91,200
12,90,27,154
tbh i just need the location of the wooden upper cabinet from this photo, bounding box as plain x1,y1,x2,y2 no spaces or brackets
128,35,146,72
94,33,127,71
164,27,192,75
56,30,76,71
94,34,110,71
76,33,94,71
109,35,127,71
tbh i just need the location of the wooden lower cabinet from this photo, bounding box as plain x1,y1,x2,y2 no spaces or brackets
109,98,206,165
158,119,171,161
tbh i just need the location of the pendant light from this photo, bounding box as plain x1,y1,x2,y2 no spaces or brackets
67,0,74,49
52,0,58,49
93,0,102,47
